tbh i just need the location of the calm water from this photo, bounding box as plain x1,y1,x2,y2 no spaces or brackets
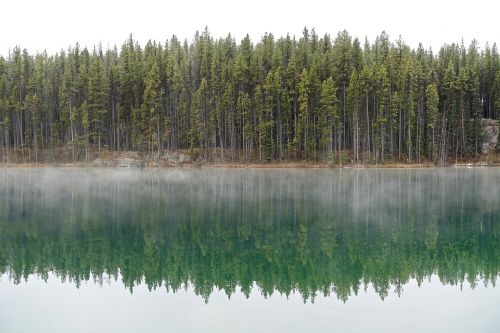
0,167,499,332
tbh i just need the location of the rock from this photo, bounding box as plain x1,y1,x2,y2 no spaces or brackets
115,158,143,167
163,151,192,165
90,150,191,167
120,151,141,159
92,151,144,167
482,118,499,154
92,158,114,167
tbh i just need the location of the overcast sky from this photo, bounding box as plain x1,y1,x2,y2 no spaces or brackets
1,0,499,55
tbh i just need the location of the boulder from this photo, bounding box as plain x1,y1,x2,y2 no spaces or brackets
482,118,499,154
163,151,192,165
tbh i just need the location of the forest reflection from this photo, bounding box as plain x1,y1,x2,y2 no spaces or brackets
0,168,498,302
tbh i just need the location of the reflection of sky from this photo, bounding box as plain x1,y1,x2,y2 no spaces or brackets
0,274,498,333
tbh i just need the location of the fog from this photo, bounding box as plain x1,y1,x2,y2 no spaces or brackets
1,167,499,224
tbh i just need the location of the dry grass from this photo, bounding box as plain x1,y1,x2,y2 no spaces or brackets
1,147,500,168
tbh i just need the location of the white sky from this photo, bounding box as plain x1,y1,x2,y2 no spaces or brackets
1,0,499,55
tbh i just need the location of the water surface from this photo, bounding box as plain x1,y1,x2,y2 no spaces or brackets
0,168,499,332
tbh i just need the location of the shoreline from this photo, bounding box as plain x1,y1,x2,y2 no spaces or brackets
2,148,499,169
1,161,499,169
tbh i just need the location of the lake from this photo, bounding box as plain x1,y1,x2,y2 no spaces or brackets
0,167,499,332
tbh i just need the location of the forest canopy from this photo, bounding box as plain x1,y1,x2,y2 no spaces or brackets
0,28,499,164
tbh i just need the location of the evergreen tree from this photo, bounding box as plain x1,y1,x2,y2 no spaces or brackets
319,77,338,162
141,55,162,156
426,83,439,163
0,30,497,164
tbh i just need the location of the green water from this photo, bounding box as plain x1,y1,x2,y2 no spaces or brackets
0,168,499,332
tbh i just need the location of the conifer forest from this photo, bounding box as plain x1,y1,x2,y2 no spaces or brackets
1,28,499,164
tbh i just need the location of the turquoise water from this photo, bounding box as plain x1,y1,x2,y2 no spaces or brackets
0,168,498,332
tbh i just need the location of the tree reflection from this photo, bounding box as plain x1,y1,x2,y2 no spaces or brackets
0,168,498,302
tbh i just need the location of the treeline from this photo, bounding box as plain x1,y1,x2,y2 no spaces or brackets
1,28,499,164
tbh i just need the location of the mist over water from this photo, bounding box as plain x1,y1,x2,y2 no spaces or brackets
0,167,499,332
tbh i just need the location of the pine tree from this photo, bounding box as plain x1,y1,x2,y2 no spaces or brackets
426,83,439,163
238,91,252,161
347,70,363,162
297,68,311,160
319,77,338,162
87,48,109,152
141,51,163,157
260,72,275,162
